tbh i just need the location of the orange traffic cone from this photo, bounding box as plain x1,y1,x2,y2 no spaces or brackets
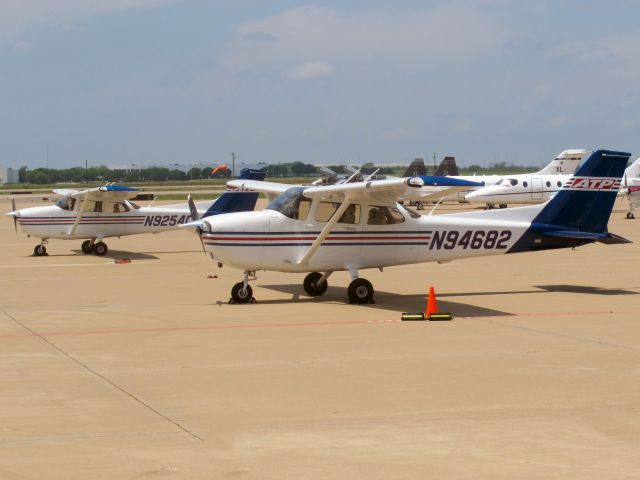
425,287,453,321
425,287,438,317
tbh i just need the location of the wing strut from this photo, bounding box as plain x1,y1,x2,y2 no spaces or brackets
298,195,353,266
69,195,89,236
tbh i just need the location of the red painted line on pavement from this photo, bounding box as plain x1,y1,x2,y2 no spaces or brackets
0,310,635,340
0,319,371,339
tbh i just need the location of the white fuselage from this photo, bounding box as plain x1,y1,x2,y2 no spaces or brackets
464,174,571,205
16,204,194,241
443,149,587,203
466,159,640,206
201,206,533,274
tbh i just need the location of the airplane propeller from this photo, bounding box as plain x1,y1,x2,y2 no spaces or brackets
10,197,18,233
188,194,206,254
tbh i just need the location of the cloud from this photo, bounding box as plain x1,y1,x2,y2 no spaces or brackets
200,4,506,90
0,0,178,42
285,61,334,81
10,40,30,53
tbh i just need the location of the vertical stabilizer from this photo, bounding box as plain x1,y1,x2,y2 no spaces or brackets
532,150,630,232
203,169,266,218
536,149,589,175
434,156,459,176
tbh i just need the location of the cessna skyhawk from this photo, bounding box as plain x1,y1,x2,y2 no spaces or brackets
7,169,265,256
186,150,630,305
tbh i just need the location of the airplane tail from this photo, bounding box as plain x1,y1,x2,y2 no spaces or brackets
508,150,631,252
433,156,459,176
202,168,266,218
535,149,588,175
402,158,427,177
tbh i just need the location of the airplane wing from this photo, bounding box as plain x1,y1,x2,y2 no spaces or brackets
64,184,143,236
226,179,292,202
52,188,80,197
301,175,482,204
295,176,483,266
67,184,143,202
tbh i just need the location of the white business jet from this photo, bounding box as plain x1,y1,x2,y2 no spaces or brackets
7,169,265,256
449,149,588,206
186,150,630,304
466,155,640,215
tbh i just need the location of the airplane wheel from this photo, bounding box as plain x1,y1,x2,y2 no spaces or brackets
34,244,46,256
81,240,94,254
231,282,253,304
626,212,635,219
499,204,508,209
303,272,328,297
347,278,374,304
93,242,108,256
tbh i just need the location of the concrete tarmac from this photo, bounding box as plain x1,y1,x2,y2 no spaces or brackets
1,199,639,479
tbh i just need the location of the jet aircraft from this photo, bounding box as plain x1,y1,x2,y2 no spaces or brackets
185,150,631,304
467,155,640,216
7,169,265,256
445,149,588,206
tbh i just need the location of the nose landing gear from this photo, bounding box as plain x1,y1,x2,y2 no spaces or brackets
230,271,256,304
33,241,48,256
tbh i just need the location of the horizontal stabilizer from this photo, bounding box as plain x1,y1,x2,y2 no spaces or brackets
541,230,631,244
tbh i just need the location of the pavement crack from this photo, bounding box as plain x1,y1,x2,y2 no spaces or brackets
0,306,203,441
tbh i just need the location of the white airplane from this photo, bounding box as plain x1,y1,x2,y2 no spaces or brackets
447,149,588,206
185,150,630,304
619,156,640,218
466,155,640,215
7,168,265,256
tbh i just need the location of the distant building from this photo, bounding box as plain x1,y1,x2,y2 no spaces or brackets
0,166,19,184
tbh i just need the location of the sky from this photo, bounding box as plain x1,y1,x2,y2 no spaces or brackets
1,0,639,169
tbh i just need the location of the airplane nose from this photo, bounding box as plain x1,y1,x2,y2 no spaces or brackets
465,190,480,200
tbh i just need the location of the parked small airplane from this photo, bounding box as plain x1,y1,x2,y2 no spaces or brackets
186,150,630,304
7,169,265,256
466,155,640,215
445,149,588,206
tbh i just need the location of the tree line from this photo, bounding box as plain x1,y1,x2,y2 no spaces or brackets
13,160,537,184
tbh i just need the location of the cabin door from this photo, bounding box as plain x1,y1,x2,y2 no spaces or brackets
531,178,543,200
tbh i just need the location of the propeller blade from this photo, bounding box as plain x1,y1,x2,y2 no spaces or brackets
188,194,200,221
11,197,17,234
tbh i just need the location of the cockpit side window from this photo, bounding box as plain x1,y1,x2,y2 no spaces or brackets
113,202,129,213
338,204,361,224
509,179,518,186
315,201,339,222
367,206,405,225
399,204,421,219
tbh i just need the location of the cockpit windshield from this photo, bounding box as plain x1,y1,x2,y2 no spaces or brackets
266,187,311,220
55,196,76,211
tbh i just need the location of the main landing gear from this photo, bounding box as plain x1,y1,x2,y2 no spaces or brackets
626,211,636,220
229,270,375,304
302,271,373,304
80,239,109,256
